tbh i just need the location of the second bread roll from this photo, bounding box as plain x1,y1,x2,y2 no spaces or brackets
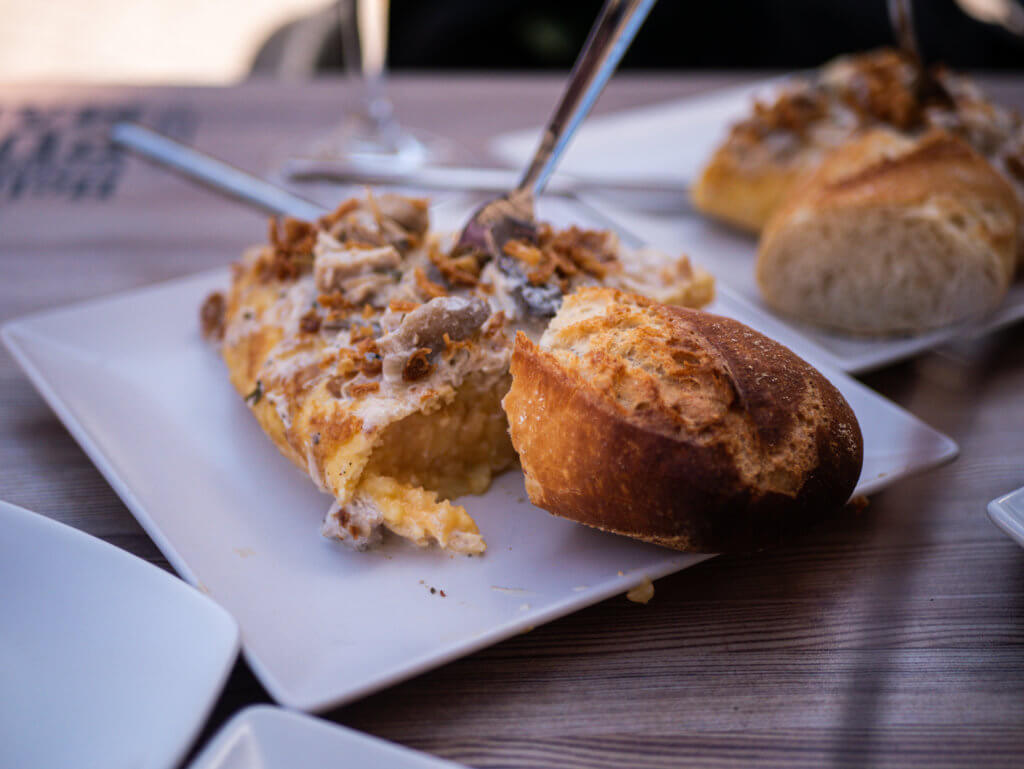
756,129,1018,335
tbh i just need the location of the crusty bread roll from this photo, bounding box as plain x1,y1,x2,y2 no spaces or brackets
692,141,820,234
691,48,922,234
756,129,1019,335
502,288,863,552
692,48,1024,267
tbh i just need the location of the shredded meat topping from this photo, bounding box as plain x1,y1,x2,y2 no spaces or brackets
379,296,489,356
414,267,448,299
834,50,924,129
731,50,955,143
503,224,621,293
317,291,353,310
733,89,828,141
388,299,420,313
298,309,321,334
229,194,709,426
350,321,377,343
325,375,346,398
430,243,483,287
346,381,380,398
402,348,434,382
1005,148,1024,181
318,193,428,253
261,217,317,281
199,291,226,341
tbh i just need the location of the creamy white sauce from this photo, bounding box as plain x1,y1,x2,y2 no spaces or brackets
233,221,688,446
224,313,261,348
260,346,321,385
265,390,292,430
267,279,317,331
306,446,329,493
321,496,384,549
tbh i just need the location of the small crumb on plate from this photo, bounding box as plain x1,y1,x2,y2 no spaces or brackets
626,578,654,605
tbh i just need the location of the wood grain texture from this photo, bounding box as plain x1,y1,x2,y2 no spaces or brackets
2,74,1024,768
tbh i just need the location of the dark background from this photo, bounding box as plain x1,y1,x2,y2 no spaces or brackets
312,0,1024,71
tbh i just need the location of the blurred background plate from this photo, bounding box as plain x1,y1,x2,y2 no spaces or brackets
491,78,775,188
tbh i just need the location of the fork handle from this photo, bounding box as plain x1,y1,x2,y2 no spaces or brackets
516,0,657,198
888,0,921,61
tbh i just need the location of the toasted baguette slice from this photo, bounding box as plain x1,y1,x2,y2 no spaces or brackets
502,288,863,553
756,129,1018,335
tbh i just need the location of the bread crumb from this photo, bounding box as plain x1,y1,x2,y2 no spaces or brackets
847,495,870,514
491,585,529,595
626,578,655,605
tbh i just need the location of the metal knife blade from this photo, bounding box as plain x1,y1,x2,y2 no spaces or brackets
285,157,692,198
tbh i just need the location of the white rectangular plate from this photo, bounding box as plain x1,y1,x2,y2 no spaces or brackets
491,80,1024,374
988,486,1024,548
188,706,463,769
0,500,238,769
2,197,957,713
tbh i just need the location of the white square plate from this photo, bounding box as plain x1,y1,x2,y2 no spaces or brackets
188,706,463,769
987,486,1024,547
491,81,1024,374
2,197,957,713
0,499,238,769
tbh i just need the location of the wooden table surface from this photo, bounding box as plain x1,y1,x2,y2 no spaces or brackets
2,73,1024,768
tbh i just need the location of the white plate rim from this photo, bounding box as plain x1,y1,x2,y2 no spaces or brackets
987,486,1024,548
187,704,464,768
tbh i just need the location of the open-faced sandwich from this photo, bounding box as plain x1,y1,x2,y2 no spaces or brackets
693,48,1024,241
201,193,714,555
692,48,1023,335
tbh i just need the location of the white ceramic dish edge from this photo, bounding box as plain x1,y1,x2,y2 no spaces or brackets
0,498,240,769
987,486,1024,548
188,705,465,768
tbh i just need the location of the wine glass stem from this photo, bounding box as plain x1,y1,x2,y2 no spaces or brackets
351,0,398,144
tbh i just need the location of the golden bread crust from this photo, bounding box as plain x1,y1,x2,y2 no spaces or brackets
503,288,863,552
783,129,1020,220
692,143,820,233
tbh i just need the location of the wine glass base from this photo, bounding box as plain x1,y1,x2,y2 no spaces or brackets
283,117,454,180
